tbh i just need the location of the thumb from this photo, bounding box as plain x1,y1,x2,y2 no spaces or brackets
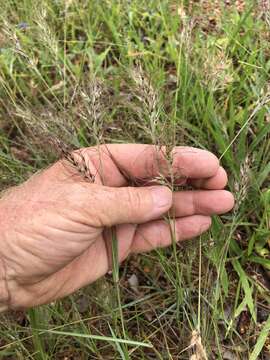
93,185,172,227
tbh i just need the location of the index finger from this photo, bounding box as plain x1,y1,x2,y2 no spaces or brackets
83,144,220,187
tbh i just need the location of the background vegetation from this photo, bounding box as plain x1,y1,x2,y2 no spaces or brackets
0,0,269,359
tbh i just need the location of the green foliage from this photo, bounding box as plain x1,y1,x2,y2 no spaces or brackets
0,0,269,358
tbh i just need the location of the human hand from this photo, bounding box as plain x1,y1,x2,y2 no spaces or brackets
0,144,234,310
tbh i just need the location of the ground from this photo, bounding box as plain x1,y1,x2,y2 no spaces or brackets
0,0,269,359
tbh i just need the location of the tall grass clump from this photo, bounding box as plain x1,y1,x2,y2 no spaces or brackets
0,0,269,359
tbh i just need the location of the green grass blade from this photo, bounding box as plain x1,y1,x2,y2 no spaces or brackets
249,315,270,360
38,329,153,348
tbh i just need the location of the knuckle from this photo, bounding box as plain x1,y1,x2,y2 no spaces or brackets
92,188,115,227
191,191,197,214
124,187,143,218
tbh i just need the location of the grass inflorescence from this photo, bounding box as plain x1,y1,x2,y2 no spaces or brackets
0,0,270,359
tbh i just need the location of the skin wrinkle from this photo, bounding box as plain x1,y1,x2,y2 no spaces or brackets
0,257,10,311
37,216,93,239
10,270,70,309
2,191,65,233
195,192,207,214
191,191,197,215
14,226,88,277
84,189,115,228
25,231,74,266
0,229,25,280
40,224,93,243
45,238,108,303
63,184,104,227
4,230,48,282
61,207,102,233
25,235,103,289
4,220,89,283
42,267,75,302
125,187,144,220
72,183,133,226
5,236,107,310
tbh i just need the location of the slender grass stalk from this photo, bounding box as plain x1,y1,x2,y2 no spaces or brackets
28,309,47,360
110,227,129,358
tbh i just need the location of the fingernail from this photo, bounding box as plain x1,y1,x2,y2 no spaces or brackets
150,186,172,210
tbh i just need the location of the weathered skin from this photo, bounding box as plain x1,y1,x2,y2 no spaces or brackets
0,144,234,311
